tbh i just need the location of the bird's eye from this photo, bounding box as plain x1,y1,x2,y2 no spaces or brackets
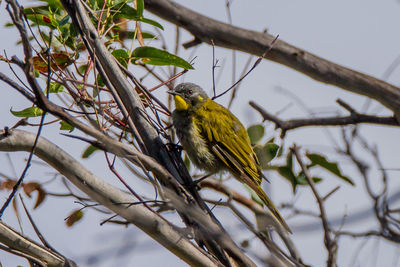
186,90,193,95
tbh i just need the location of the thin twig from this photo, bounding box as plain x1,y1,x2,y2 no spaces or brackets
211,40,217,98
0,95,47,219
212,35,279,100
19,195,55,250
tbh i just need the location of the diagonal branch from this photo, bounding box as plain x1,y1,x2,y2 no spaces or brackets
144,0,400,120
0,219,76,267
0,129,219,267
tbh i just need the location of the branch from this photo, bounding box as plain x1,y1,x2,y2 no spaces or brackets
338,128,400,243
0,221,76,267
250,100,398,137
144,0,400,120
165,188,257,267
291,145,338,267
0,129,219,267
200,179,304,266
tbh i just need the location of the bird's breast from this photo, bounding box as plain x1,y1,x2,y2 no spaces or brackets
172,111,220,172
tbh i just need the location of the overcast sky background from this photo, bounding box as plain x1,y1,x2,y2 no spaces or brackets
1,0,400,266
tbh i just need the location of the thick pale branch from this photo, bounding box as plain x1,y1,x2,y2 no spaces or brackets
144,0,400,119
0,129,219,267
0,221,73,267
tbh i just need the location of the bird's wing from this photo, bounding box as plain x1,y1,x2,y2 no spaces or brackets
197,101,262,183
196,101,292,233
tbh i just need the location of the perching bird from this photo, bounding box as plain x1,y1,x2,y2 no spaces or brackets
169,82,291,233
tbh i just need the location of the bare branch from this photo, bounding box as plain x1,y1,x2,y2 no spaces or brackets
338,128,400,243
0,220,75,267
291,145,338,267
250,100,398,137
0,72,35,103
200,179,305,266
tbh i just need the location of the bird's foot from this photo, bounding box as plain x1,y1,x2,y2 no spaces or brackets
189,173,213,189
166,142,183,153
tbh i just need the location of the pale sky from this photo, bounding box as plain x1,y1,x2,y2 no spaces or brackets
1,0,400,266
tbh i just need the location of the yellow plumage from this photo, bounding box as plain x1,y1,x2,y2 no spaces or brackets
170,83,291,233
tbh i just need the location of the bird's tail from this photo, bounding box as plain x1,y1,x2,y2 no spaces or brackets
247,180,292,234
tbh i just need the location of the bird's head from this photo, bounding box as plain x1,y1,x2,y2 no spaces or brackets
168,83,209,111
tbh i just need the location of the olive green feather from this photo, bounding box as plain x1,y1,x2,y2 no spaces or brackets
170,82,291,233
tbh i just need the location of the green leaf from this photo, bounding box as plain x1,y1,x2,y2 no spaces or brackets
131,46,193,69
286,150,293,170
296,174,323,185
125,31,156,39
247,124,264,144
243,184,263,206
69,23,79,38
136,0,144,18
60,26,70,40
112,48,129,67
277,140,284,157
277,166,297,193
88,0,98,9
116,4,138,19
46,82,64,93
97,73,105,87
254,143,280,169
25,14,55,28
140,18,164,30
11,107,43,117
58,15,70,27
41,32,64,48
59,120,74,132
113,0,134,5
24,6,50,16
92,86,99,98
139,32,156,39
82,145,99,158
265,143,279,159
266,137,275,143
78,64,88,75
39,0,63,10
306,153,354,186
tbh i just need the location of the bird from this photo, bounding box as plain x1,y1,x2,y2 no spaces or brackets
168,82,291,233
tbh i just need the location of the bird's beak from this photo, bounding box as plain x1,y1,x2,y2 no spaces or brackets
167,91,179,96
